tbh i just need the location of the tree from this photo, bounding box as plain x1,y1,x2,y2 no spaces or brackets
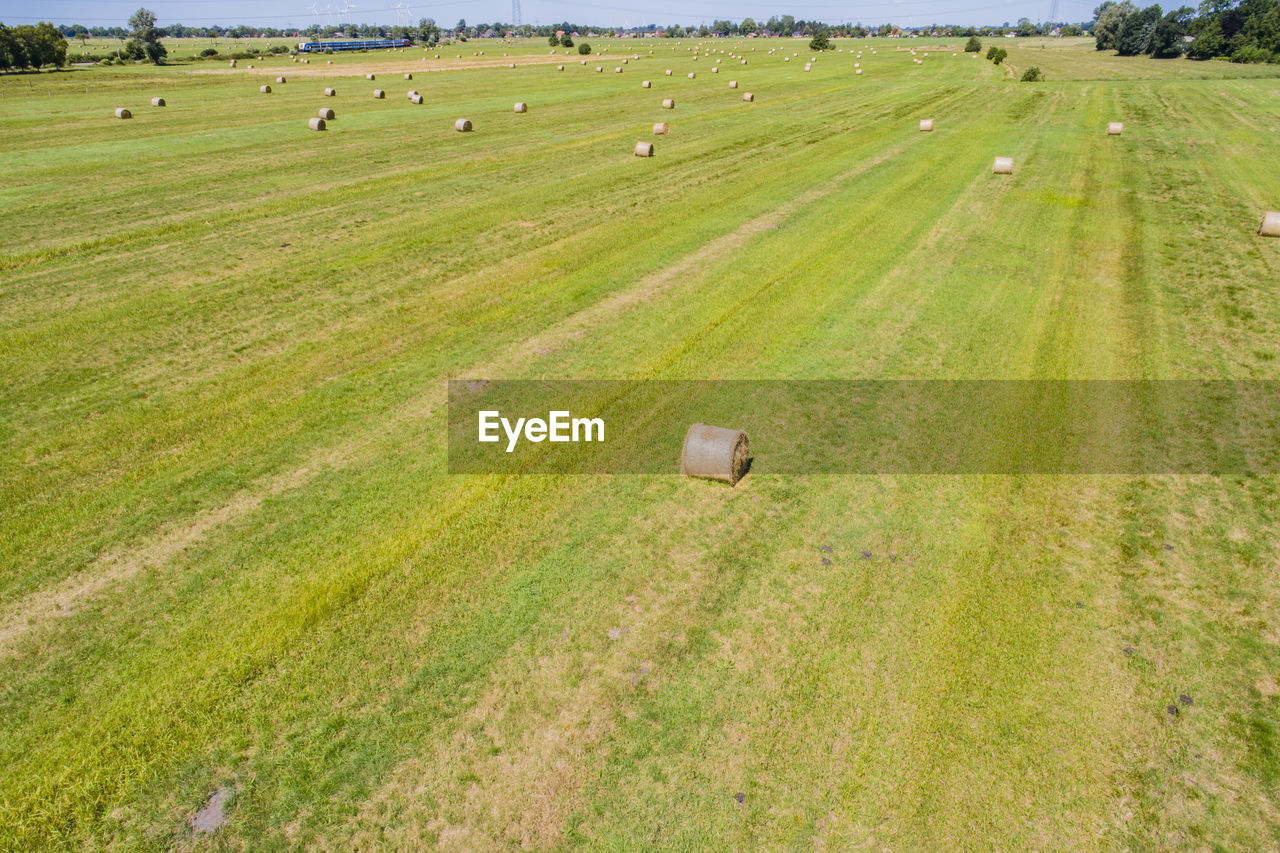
418,18,439,46
1017,17,1037,35
965,35,983,51
1150,5,1194,55
1115,4,1162,54
560,34,573,47
809,31,830,50
1094,0,1137,49
127,7,166,63
577,41,590,54
548,33,559,45
741,18,758,34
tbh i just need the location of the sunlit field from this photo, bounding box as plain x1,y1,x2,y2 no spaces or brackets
2,36,1279,850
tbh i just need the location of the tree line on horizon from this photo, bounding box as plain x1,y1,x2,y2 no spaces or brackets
1093,0,1279,61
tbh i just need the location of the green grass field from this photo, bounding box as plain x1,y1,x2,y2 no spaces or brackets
3,36,1280,850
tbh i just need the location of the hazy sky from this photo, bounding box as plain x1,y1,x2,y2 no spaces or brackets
4,0,1100,30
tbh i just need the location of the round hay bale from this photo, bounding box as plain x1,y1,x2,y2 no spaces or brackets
662,98,675,109
151,97,165,107
742,92,754,102
247,64,253,68
688,72,696,79
596,66,603,72
366,73,376,80
652,120,670,135
229,59,236,67
634,140,654,157
308,117,326,131
665,69,673,75
993,156,1014,175
615,67,622,72
404,72,412,79
277,76,286,83
558,64,564,70
114,107,132,119
509,63,516,68
513,101,527,113
681,423,749,485
410,94,423,104
407,89,419,97
318,107,335,119
260,85,271,93
455,117,472,132
856,69,863,75
581,59,587,64
1260,212,1280,237
919,118,934,132
1107,122,1124,135
712,66,719,73
642,80,651,87
741,59,747,64
373,89,385,98
729,80,737,88
324,87,336,96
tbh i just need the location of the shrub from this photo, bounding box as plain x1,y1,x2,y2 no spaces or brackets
199,47,219,57
986,45,998,59
561,35,573,47
1020,65,1044,81
992,47,1008,64
1230,45,1271,64
577,41,591,54
965,36,982,52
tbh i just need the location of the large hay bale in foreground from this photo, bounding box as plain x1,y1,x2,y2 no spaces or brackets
1260,212,1280,237
318,107,335,119
919,118,934,131
455,118,472,132
742,92,754,102
372,89,385,98
308,117,326,131
513,101,527,113
114,107,131,119
1107,122,1124,135
681,423,749,485
151,97,165,107
634,141,654,157
260,85,271,93
993,156,1014,174
324,87,336,96
662,98,675,109
653,121,669,134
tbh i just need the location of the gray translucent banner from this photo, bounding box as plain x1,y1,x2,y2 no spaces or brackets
447,380,1280,475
